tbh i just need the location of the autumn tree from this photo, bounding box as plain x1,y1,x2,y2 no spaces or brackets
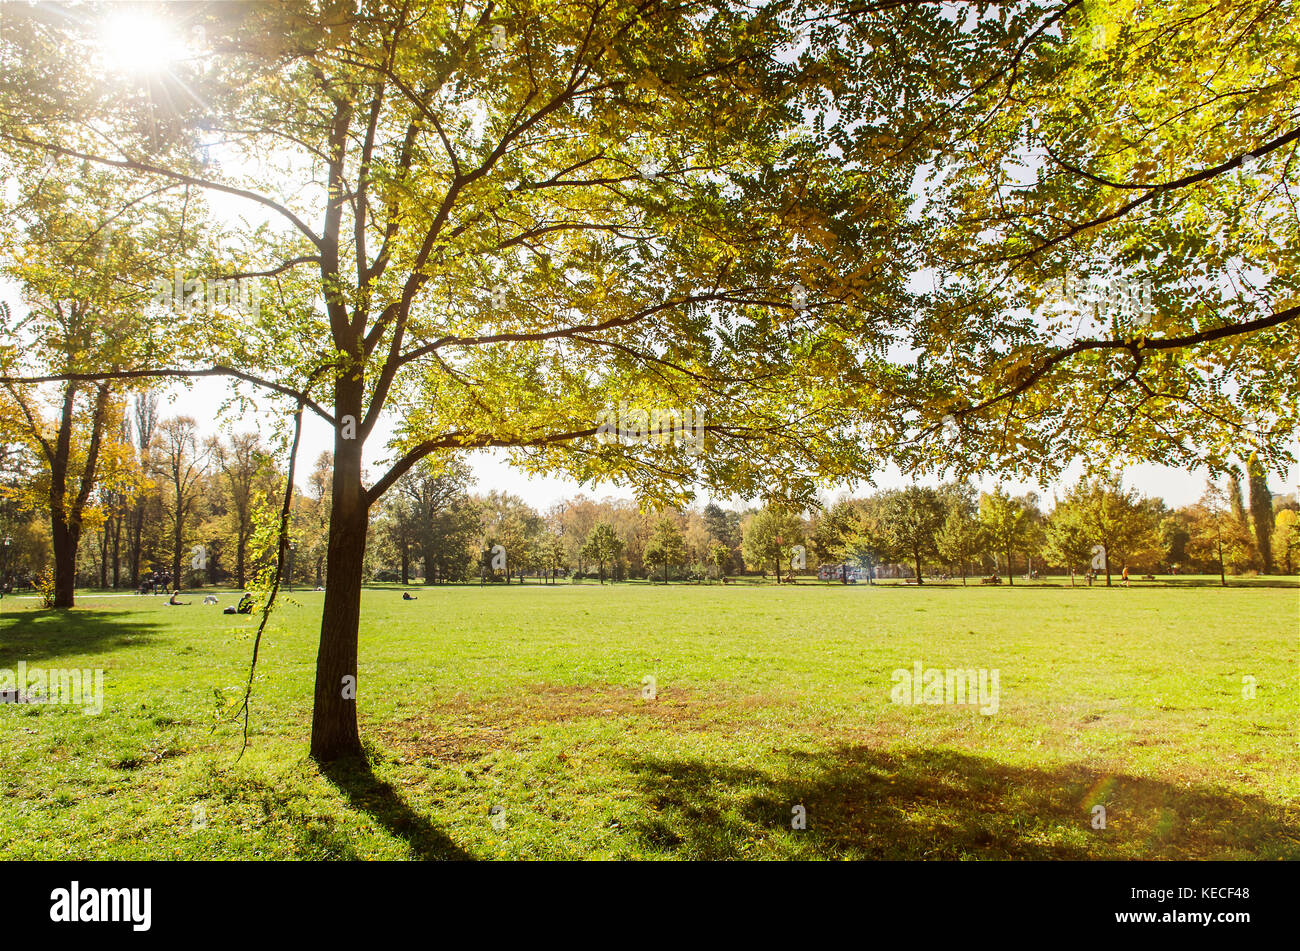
394,457,474,584
935,484,980,584
882,485,945,584
642,516,686,584
580,521,623,584
1272,509,1299,575
1189,481,1255,586
1065,477,1159,586
742,507,804,582
1042,499,1093,586
978,489,1026,584
211,431,275,587
153,416,211,586
127,392,160,585
709,540,730,581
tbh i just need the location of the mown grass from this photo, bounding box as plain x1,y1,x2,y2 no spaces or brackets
1,579,1296,860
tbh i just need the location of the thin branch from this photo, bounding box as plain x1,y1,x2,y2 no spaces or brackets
232,398,305,761
0,367,336,426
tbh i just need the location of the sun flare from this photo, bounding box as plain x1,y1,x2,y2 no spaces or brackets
99,10,182,76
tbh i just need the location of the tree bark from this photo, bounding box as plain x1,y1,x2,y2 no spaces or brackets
310,400,367,762
45,382,109,607
51,520,79,608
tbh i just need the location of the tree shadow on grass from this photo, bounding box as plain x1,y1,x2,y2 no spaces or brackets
321,756,472,860
0,608,164,667
622,746,1300,860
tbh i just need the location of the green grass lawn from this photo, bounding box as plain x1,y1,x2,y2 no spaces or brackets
1,579,1297,860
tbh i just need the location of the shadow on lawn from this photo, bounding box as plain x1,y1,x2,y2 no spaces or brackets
322,757,471,860
0,608,164,667
622,746,1300,860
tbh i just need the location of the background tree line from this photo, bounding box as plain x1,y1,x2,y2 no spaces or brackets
7,425,1292,591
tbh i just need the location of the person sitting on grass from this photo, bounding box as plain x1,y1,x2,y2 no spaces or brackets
224,592,255,615
168,589,191,605
402,591,418,600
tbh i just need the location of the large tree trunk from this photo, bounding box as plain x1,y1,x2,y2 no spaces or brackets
913,548,923,585
48,385,77,608
1005,548,1014,585
51,520,79,608
310,414,367,763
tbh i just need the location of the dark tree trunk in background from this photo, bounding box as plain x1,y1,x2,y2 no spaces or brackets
130,507,145,585
111,515,122,588
98,529,109,589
